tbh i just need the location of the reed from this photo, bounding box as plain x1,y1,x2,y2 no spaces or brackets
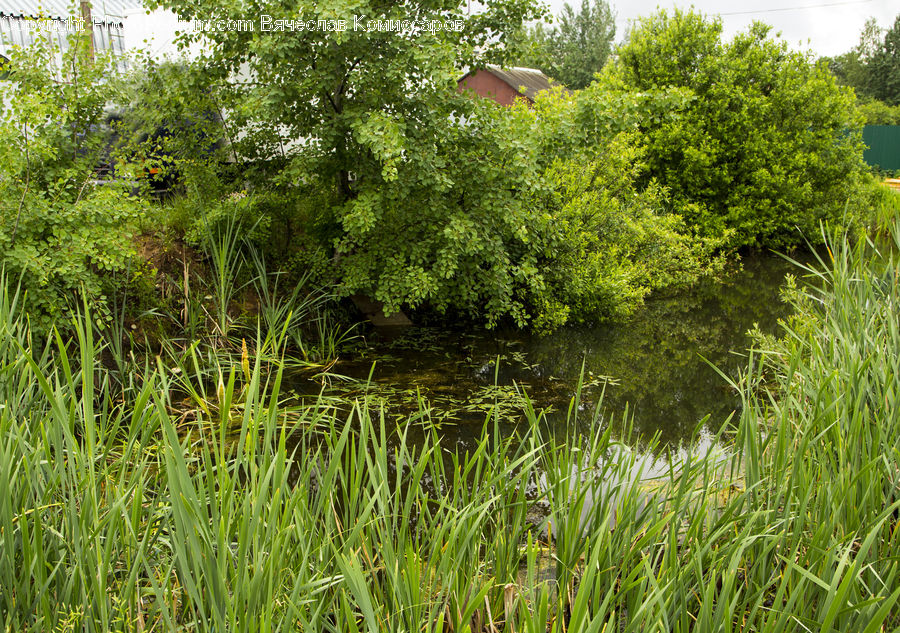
202,211,248,343
248,245,354,363
1,216,899,631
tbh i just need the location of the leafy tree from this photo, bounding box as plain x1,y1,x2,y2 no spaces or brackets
825,15,900,106
146,0,541,200
602,9,866,249
511,0,615,89
824,17,883,93
142,0,720,329
866,14,900,105
0,29,143,328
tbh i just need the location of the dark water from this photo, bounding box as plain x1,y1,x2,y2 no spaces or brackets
289,251,816,449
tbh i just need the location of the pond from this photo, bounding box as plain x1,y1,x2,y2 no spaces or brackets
287,249,818,451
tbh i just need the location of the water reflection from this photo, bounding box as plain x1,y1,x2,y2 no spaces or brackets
288,250,813,449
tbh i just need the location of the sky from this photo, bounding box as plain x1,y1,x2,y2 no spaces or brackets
542,0,898,57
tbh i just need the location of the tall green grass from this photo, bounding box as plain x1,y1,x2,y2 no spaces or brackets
869,181,900,235
1,216,900,631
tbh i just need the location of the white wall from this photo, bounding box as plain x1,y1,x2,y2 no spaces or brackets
122,6,201,60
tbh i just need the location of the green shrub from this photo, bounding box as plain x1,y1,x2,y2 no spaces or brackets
0,31,143,330
502,83,723,329
858,99,900,125
603,9,867,249
332,87,719,330
0,188,144,330
527,140,723,329
330,95,546,328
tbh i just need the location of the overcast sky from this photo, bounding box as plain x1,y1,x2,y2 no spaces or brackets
542,0,898,57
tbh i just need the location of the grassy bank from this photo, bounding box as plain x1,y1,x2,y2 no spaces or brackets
2,217,900,631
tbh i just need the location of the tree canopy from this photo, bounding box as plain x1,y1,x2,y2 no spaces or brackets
119,3,871,328
825,14,900,106
863,14,900,105
510,0,615,89
146,0,542,196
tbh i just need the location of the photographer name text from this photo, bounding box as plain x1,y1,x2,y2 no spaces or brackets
184,15,465,34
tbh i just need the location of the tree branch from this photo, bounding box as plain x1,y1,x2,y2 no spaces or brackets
10,124,30,248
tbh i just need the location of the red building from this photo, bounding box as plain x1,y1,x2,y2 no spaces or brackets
457,65,559,106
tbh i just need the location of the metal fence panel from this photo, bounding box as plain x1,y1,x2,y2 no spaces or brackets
863,125,900,171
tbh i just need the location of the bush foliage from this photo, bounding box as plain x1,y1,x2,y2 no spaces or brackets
1,4,876,331
332,87,719,330
0,32,143,329
858,99,900,125
603,10,867,249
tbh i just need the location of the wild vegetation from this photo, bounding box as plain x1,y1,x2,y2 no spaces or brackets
1,5,884,329
599,10,871,249
2,211,900,631
0,31,144,330
858,99,900,125
2,1,900,630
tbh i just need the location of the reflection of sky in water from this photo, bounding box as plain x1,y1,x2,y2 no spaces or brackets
540,429,733,537
287,250,815,452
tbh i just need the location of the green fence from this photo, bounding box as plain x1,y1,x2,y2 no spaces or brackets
863,125,900,171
